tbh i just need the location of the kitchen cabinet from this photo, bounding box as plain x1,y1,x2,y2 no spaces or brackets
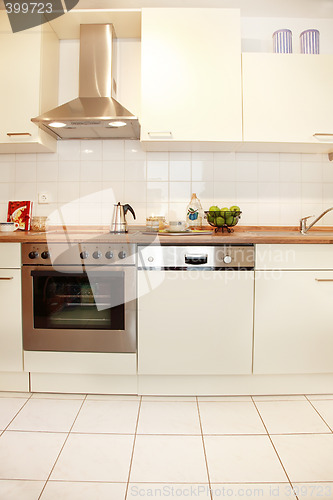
138,270,254,375
0,243,23,372
254,244,333,374
140,8,242,149
242,53,333,150
0,12,59,153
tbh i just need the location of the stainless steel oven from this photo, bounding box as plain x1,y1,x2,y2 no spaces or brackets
22,242,136,353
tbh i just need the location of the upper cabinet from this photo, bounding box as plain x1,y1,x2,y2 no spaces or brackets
0,13,59,153
140,8,243,150
242,53,333,153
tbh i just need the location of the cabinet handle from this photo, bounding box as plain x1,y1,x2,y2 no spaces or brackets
313,133,333,141
148,131,172,138
315,279,333,282
7,132,32,137
0,277,13,280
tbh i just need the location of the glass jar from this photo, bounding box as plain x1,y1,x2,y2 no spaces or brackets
146,216,166,231
30,216,48,232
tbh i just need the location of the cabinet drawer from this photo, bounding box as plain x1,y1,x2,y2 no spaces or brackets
0,243,21,269
256,244,333,270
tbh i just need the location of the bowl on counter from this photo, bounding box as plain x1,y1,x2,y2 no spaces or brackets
204,210,242,233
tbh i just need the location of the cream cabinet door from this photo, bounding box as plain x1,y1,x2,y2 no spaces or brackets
242,53,333,144
141,8,242,144
254,270,333,374
0,269,23,372
138,270,254,375
0,12,58,152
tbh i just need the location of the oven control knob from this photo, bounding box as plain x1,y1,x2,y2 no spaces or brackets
105,251,113,259
93,251,102,260
118,251,126,260
223,255,232,264
41,251,50,259
80,251,89,260
28,251,39,259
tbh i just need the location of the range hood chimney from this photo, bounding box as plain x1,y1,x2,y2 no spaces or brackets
32,24,140,140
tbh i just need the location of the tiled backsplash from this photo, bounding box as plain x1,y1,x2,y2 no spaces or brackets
0,140,332,227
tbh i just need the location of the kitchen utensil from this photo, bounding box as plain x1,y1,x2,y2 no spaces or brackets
273,29,292,53
110,202,136,233
0,222,19,232
300,29,319,54
205,210,242,233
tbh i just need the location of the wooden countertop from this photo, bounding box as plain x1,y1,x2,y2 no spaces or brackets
2,226,333,244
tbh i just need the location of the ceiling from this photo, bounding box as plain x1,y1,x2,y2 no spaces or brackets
73,0,333,19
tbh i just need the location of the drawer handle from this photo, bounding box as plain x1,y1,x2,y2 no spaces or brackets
0,277,13,280
7,132,32,137
148,131,172,138
315,279,333,282
185,254,208,265
313,133,333,142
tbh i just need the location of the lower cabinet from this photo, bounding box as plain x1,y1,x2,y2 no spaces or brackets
0,268,23,372
138,270,254,375
254,270,333,374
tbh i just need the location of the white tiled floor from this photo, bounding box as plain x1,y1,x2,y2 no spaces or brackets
0,392,333,499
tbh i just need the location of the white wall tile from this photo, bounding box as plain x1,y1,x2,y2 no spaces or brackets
323,162,333,182
0,183,14,203
214,182,237,203
301,184,323,204
79,182,103,203
322,183,333,204
236,161,258,182
37,152,58,162
169,182,191,202
280,162,302,183
236,183,258,203
58,141,81,161
15,162,37,183
192,152,214,161
147,161,168,181
258,162,279,182
301,161,323,183
214,152,236,162
214,161,237,182
58,161,80,182
238,203,258,225
80,161,102,182
147,182,168,203
191,182,214,203
36,182,58,203
257,203,280,225
280,204,302,226
280,183,302,201
169,162,191,181
146,203,169,218
79,203,102,225
146,152,168,161
280,153,301,162
124,182,146,203
169,152,191,161
168,202,188,221
102,161,125,182
192,161,213,181
80,140,102,161
102,140,125,161
125,161,147,182
125,140,146,160
235,152,258,161
0,163,15,183
258,182,279,202
36,162,58,182
14,182,37,200
15,153,36,162
57,182,80,203
0,154,15,163
101,182,124,204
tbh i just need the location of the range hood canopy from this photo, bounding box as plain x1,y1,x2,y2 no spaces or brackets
32,24,140,140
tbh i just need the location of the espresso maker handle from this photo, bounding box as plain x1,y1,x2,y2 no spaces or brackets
123,204,136,220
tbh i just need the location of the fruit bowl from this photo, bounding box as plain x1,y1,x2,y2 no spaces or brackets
204,210,242,233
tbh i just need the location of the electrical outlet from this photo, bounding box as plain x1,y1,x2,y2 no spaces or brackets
38,192,50,204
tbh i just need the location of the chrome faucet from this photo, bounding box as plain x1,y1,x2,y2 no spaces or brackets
300,207,333,234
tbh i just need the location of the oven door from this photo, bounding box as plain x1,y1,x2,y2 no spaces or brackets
22,265,136,353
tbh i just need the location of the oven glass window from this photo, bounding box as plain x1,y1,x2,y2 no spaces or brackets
32,272,125,330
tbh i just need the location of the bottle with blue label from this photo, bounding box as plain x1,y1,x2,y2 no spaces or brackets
186,193,203,229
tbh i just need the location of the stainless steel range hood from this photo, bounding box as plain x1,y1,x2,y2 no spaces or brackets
32,24,140,140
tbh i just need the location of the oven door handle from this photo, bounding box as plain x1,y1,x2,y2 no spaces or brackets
30,270,86,277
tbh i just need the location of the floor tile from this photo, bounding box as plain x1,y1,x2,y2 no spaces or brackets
0,398,28,430
197,396,252,402
127,483,211,499
72,400,140,434
8,399,83,432
256,401,331,434
41,481,127,500
253,395,307,401
0,480,45,500
198,401,266,435
0,431,66,480
130,435,208,483
291,483,333,499
50,434,134,482
137,402,201,435
307,394,333,401
0,392,30,399
211,483,296,499
86,394,140,401
141,396,197,402
31,393,85,400
272,434,333,482
311,400,333,430
204,435,287,483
